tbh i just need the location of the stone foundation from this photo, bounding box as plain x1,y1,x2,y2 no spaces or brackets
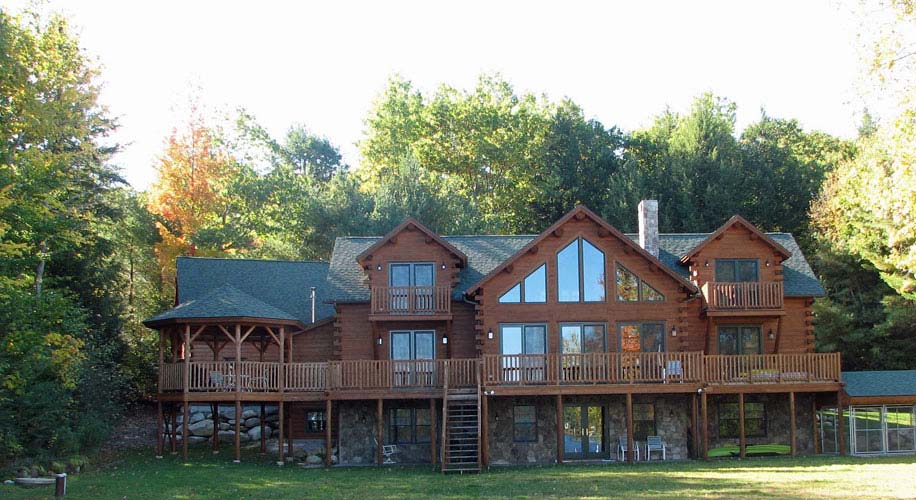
337,400,441,465
707,393,815,453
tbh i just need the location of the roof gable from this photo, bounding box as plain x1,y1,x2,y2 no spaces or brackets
679,215,792,264
355,217,467,268
466,205,698,296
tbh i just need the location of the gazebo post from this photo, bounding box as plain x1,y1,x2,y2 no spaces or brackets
155,399,163,458
212,402,219,454
234,324,242,463
278,327,285,465
181,324,190,462
260,403,266,454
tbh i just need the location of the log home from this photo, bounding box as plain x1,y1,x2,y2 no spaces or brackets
145,201,847,470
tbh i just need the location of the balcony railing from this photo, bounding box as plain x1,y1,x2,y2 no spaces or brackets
160,353,840,394
702,281,784,311
370,285,451,316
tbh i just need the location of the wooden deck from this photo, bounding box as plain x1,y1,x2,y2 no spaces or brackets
158,352,841,400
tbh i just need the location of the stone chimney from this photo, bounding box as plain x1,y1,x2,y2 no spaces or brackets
638,200,659,258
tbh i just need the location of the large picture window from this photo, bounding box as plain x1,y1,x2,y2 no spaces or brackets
718,326,762,355
560,323,606,354
498,264,547,303
618,322,665,352
718,401,766,438
389,407,431,444
557,238,605,302
715,259,759,282
615,264,664,302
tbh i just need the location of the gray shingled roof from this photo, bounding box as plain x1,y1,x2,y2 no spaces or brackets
145,257,335,326
144,284,298,326
326,231,824,303
843,370,916,397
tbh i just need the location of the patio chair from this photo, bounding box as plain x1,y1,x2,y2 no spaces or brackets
209,371,231,391
665,360,683,383
646,435,667,461
374,438,399,464
617,436,640,461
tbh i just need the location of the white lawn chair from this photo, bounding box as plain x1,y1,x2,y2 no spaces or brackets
209,371,232,391
617,436,640,461
646,435,667,460
374,438,398,464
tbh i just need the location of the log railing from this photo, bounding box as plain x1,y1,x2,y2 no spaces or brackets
704,352,841,384
370,285,451,315
702,281,784,310
159,352,841,394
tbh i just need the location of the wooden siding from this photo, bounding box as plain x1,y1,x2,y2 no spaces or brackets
687,223,785,297
361,227,463,292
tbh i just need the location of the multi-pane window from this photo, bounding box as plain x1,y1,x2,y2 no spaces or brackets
499,264,547,303
718,401,766,438
718,326,762,355
633,403,656,441
560,323,606,354
619,322,665,352
557,238,605,302
390,330,435,360
306,410,326,433
500,324,547,355
715,259,759,282
389,408,431,444
513,405,537,442
615,264,664,302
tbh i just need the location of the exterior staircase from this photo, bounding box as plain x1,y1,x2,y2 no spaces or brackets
441,388,480,473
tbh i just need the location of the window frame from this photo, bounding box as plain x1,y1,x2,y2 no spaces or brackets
305,409,327,434
559,322,607,354
714,259,760,283
717,325,762,355
717,400,767,438
617,321,666,353
498,263,547,304
513,405,538,443
388,407,432,444
390,330,436,360
388,261,436,287
499,323,548,355
615,262,665,303
557,238,606,303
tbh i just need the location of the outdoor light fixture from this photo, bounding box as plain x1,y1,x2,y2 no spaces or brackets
671,326,677,337
487,329,494,340
768,329,775,340
704,260,710,267
441,263,446,269
377,337,383,345
442,336,448,345
376,264,382,271
765,260,771,267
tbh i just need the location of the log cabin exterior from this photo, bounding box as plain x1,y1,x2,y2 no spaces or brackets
145,201,846,470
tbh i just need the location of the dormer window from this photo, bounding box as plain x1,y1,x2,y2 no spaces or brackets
499,264,547,303
557,238,605,302
715,259,759,282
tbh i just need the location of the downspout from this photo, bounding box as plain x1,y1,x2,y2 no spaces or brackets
310,286,317,324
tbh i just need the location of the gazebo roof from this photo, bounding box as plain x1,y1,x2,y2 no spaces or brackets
143,284,301,328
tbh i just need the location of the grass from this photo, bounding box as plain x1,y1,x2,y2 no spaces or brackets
3,448,916,499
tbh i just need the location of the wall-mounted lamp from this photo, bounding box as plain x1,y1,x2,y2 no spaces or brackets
768,329,775,340
697,388,704,394
441,263,446,270
442,335,448,345
487,329,494,340
671,326,677,338
377,336,383,345
765,260,771,267
704,260,710,267
376,264,382,271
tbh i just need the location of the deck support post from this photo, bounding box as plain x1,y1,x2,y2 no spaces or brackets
837,391,846,456
259,403,266,454
701,391,708,460
278,401,285,464
429,398,437,465
689,393,698,459
287,403,294,459
212,402,219,454
738,393,746,459
377,399,383,466
169,404,177,454
181,400,190,462
481,392,489,468
234,399,241,463
812,397,820,455
155,400,163,458
556,395,563,464
325,399,333,467
626,393,634,463
789,392,797,456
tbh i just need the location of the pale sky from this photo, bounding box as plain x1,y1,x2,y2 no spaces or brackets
7,0,861,189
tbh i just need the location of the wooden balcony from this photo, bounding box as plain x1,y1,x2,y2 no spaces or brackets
159,353,841,398
369,285,452,319
702,281,784,313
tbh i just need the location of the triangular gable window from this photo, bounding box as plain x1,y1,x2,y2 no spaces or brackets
616,264,665,302
499,264,547,303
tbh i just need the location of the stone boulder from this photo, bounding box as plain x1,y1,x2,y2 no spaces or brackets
188,419,215,437
244,417,260,428
305,454,323,465
217,431,236,444
187,436,208,444
189,412,206,425
241,409,258,420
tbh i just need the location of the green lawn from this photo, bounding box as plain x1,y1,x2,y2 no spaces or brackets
4,449,916,499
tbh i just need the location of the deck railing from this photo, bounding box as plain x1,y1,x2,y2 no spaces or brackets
159,352,840,394
703,281,784,310
370,285,451,315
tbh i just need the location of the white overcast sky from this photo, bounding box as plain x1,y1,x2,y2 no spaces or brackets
7,0,861,189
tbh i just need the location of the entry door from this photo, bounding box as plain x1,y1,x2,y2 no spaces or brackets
391,330,435,387
563,405,605,459
389,263,434,312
